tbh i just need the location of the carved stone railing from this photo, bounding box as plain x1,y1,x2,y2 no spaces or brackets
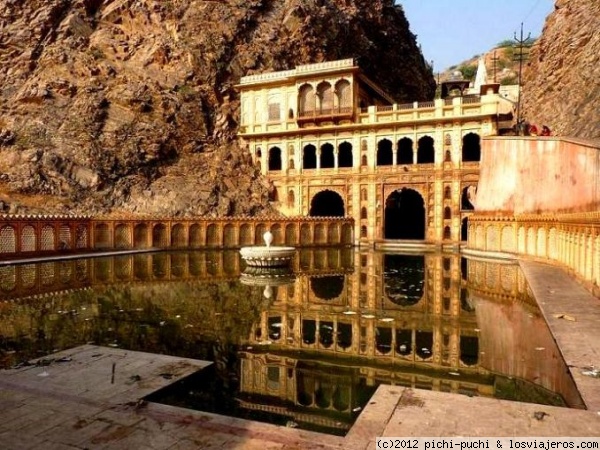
466,212,600,293
0,215,355,260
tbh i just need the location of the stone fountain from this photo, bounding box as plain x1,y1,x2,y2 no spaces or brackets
239,231,295,268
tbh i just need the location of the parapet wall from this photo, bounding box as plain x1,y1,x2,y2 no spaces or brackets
0,215,354,260
468,137,600,293
477,137,600,214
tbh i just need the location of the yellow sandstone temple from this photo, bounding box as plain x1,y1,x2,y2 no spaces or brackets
237,58,506,246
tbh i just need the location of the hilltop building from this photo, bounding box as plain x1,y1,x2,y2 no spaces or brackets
237,59,506,246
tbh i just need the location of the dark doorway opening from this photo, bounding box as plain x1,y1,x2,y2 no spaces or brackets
320,143,334,169
397,138,413,165
461,217,469,241
384,189,425,240
377,139,393,166
268,147,282,171
303,144,317,169
461,186,475,210
462,133,481,162
417,136,435,164
310,190,345,217
338,142,353,168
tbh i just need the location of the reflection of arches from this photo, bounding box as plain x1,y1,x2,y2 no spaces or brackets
320,143,334,169
397,137,413,164
303,144,317,169
302,320,316,345
461,186,475,210
384,254,425,306
299,84,315,115
337,322,352,349
310,275,344,300
338,142,353,168
268,147,282,171
460,336,479,365
384,188,425,240
462,133,481,162
416,331,433,359
376,327,392,354
396,330,412,355
377,139,393,166
417,136,435,163
310,190,345,217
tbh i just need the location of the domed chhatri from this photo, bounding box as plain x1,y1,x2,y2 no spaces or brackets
239,231,295,267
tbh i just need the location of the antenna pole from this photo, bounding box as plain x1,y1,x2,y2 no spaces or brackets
513,22,532,134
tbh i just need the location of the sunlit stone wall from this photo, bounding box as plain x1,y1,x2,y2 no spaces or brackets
468,137,600,294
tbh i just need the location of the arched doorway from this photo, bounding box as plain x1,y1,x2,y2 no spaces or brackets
462,133,481,162
384,188,425,240
303,144,317,169
310,190,345,217
268,147,282,171
377,139,393,166
397,137,413,164
338,142,353,168
320,143,334,169
417,136,435,164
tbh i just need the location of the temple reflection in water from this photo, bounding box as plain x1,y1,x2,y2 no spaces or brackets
0,249,584,435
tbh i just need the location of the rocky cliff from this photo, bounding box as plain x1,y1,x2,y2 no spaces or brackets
521,0,600,139
0,0,435,216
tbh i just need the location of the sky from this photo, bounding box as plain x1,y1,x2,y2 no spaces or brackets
397,0,554,71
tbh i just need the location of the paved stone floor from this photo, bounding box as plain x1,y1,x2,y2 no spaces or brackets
0,261,599,449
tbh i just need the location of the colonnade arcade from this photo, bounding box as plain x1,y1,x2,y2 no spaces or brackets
263,133,481,172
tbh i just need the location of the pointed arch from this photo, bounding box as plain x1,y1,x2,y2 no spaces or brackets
268,146,282,171
338,141,353,168
462,132,481,162
299,84,315,116
303,144,317,169
417,136,435,164
335,79,352,110
377,139,393,166
317,81,333,113
397,137,413,164
320,143,335,169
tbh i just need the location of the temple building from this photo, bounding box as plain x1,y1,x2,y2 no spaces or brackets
236,59,505,246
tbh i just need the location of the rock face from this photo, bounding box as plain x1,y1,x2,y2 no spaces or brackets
522,0,600,139
0,0,435,216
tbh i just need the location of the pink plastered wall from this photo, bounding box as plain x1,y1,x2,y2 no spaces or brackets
477,137,600,214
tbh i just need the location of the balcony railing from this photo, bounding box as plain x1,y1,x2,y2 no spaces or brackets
297,107,354,121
